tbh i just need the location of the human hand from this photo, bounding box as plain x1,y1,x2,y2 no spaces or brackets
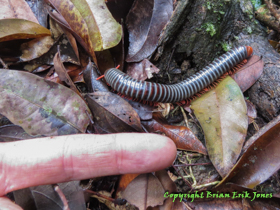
0,133,177,209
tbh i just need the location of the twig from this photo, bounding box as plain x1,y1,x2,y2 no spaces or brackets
173,162,212,167
85,189,127,205
0,57,8,69
172,164,192,189
53,184,70,210
180,106,189,128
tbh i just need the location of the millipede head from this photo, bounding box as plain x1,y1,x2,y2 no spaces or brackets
246,46,253,57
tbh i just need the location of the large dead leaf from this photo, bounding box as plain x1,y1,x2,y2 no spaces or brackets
142,112,207,154
219,115,280,188
85,92,143,133
126,59,160,80
126,0,173,62
191,77,248,177
0,0,38,23
122,173,166,210
231,55,264,92
0,19,51,42
0,69,91,136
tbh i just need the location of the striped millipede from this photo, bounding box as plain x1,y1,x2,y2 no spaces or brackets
104,46,253,103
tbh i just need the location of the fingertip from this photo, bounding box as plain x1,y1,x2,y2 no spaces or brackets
115,133,177,174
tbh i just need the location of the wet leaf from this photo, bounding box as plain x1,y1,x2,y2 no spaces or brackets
126,0,173,62
0,0,38,23
0,125,37,142
191,77,248,177
122,173,166,210
142,112,207,154
219,115,280,188
127,59,160,80
0,69,91,136
0,19,51,42
20,36,54,62
85,92,143,133
231,55,264,92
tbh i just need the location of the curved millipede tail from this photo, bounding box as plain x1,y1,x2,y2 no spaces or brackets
104,46,253,103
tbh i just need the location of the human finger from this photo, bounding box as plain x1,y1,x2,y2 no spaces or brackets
0,133,177,196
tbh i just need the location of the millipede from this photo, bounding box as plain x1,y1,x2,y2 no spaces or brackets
104,46,253,104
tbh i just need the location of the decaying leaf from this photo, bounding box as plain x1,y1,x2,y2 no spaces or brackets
85,92,143,133
219,115,280,188
24,34,79,72
126,59,160,80
191,76,248,177
126,0,173,62
0,0,39,23
0,19,51,42
122,173,166,210
0,69,91,136
142,112,207,154
20,36,54,62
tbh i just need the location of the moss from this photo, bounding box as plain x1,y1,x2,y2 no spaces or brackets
221,42,231,52
203,23,216,37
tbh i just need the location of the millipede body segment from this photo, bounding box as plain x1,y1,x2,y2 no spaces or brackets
104,46,253,103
